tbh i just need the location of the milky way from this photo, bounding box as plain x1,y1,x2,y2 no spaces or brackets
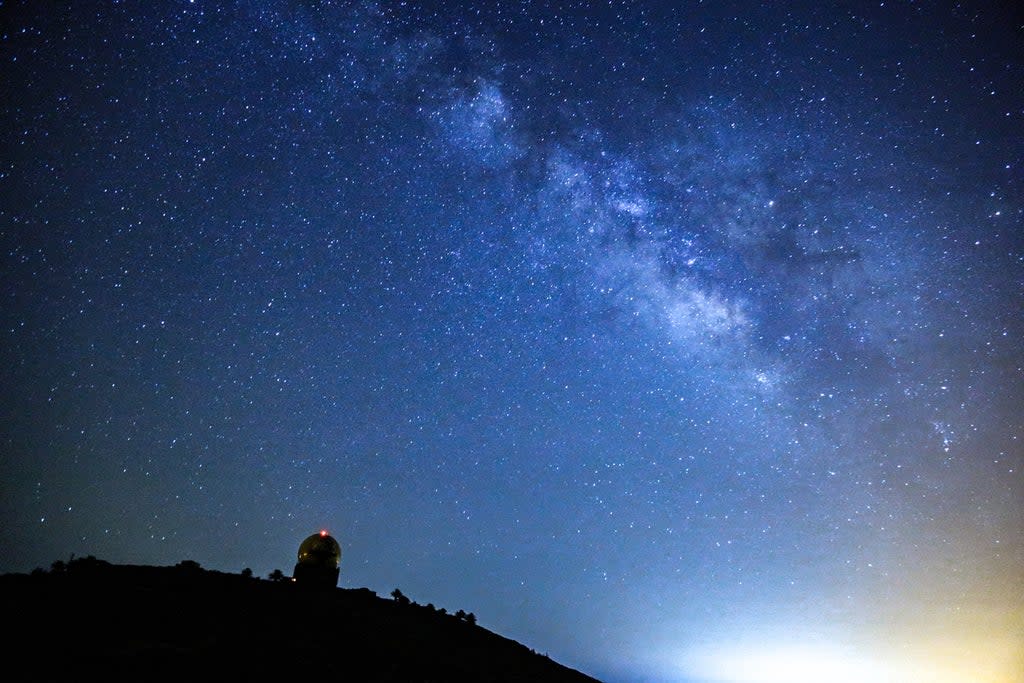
2,3,1021,681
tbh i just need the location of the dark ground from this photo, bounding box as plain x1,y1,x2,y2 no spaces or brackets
2,557,601,682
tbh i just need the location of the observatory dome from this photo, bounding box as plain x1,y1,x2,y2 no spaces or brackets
297,530,341,569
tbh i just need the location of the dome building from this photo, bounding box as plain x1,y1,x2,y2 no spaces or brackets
293,530,341,588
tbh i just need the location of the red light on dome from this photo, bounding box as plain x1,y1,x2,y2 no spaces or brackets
319,529,328,537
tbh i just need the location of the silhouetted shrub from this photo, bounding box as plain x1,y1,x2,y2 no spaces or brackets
268,569,286,582
241,568,253,579
67,556,108,575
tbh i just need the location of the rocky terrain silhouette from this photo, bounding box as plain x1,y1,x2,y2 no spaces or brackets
3,556,600,682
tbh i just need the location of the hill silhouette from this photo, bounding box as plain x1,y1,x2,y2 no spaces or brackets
2,556,601,682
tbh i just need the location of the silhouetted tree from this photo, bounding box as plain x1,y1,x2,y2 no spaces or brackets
268,569,286,582
241,568,253,579
455,609,466,620
67,555,109,575
466,612,476,626
50,560,66,574
391,588,410,605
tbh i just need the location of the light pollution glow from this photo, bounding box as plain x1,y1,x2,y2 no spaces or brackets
681,605,1023,683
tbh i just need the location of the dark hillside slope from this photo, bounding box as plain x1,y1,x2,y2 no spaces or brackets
2,559,601,682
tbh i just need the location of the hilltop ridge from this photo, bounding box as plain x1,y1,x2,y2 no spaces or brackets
2,557,601,682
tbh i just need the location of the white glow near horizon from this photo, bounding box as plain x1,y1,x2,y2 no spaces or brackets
690,644,891,683
682,635,1022,683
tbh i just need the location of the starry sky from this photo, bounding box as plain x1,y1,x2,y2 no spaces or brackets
1,2,1022,681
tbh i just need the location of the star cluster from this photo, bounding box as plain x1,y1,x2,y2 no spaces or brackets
1,2,1021,681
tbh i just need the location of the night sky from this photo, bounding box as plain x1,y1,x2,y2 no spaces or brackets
2,2,1022,681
